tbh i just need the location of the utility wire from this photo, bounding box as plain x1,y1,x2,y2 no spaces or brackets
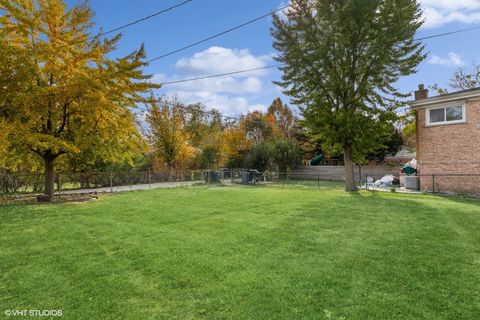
148,25,480,117
415,25,480,41
156,25,480,86
60,0,194,48
145,99,278,128
159,64,284,85
18,22,480,97
147,5,291,62
145,98,241,121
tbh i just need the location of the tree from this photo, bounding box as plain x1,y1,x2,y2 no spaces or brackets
366,126,403,163
197,145,221,169
273,139,301,175
267,98,297,139
63,129,147,174
145,97,195,170
221,126,251,169
242,111,277,142
246,141,275,172
272,0,425,191
183,103,209,148
0,0,158,200
450,64,480,90
399,109,417,151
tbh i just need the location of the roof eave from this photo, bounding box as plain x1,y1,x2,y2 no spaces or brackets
410,89,480,108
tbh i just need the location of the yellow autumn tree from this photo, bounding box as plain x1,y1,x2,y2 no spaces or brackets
145,97,196,170
220,124,252,168
266,98,297,139
0,0,158,200
242,111,280,142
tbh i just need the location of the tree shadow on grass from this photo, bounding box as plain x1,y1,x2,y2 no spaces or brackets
267,192,480,320
353,189,480,210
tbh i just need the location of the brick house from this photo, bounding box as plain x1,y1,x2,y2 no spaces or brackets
410,85,480,194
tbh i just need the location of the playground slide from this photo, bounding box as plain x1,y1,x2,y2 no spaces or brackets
310,154,324,166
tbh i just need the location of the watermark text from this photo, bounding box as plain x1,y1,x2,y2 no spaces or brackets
4,310,63,317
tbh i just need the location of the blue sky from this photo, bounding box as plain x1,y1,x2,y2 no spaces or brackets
67,0,480,116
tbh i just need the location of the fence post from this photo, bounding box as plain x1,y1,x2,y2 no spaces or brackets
432,174,436,193
283,172,286,188
358,165,362,186
231,169,234,184
57,173,61,194
110,172,113,193
365,173,368,190
148,169,151,190
317,173,320,188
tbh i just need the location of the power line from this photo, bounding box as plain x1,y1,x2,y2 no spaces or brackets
155,25,480,86
145,99,280,128
147,5,291,63
159,64,284,86
60,0,194,48
415,25,480,41
15,22,480,97
145,98,241,121
145,22,480,116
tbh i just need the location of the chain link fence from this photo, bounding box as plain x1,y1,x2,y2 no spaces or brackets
0,169,344,196
1,170,479,197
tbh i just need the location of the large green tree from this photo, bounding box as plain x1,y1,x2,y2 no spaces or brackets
0,0,157,200
272,0,425,191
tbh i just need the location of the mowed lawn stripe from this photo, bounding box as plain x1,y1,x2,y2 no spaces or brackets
1,187,479,319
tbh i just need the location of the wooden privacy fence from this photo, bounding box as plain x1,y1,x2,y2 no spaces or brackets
292,165,402,182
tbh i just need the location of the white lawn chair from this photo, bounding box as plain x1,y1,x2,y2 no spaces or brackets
366,177,376,191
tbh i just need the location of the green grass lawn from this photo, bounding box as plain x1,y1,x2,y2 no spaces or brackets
1,186,480,320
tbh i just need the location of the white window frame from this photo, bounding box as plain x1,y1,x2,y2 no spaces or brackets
425,102,467,127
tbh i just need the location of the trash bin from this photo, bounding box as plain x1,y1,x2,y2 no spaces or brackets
204,171,220,184
249,170,260,184
241,170,249,184
404,176,420,190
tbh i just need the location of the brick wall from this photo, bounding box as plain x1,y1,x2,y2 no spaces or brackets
416,98,480,194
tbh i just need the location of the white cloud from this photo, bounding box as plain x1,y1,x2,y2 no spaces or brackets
428,52,465,66
279,0,480,28
421,0,480,28
150,73,168,84
169,76,263,95
175,47,272,76
421,0,480,11
155,46,275,115
166,90,251,116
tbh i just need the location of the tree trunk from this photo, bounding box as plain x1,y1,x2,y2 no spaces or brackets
44,157,55,201
343,144,357,192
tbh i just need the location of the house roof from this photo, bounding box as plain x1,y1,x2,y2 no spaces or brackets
410,87,480,108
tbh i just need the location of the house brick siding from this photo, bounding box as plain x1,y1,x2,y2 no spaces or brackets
416,98,480,194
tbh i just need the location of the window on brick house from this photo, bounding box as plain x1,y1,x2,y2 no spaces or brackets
426,104,466,126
